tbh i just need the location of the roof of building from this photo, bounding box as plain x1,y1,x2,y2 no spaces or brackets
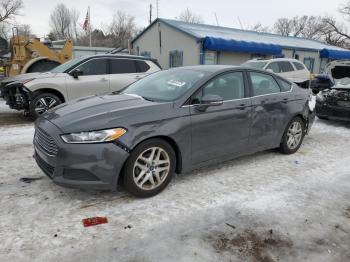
132,18,348,54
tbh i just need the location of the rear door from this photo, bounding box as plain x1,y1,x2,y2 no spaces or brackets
190,71,251,165
109,59,150,92
66,58,110,100
247,71,293,149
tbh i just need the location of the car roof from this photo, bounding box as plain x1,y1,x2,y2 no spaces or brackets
168,65,271,74
246,58,302,63
82,53,157,61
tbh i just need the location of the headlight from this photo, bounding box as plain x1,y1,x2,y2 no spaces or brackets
61,128,127,144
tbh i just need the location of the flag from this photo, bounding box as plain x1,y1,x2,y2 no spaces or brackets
83,8,89,31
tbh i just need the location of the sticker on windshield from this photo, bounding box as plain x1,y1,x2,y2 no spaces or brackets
167,80,186,87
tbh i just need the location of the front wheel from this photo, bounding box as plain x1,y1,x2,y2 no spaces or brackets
280,117,305,154
123,139,176,198
29,92,62,119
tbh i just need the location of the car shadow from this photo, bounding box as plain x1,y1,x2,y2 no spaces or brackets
0,102,32,127
316,117,350,128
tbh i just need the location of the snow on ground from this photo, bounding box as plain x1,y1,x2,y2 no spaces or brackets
0,100,350,262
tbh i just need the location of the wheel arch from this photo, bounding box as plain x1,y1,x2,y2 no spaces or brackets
31,88,66,103
117,135,183,186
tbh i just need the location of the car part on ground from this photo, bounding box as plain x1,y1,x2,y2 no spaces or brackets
0,54,161,119
33,65,315,197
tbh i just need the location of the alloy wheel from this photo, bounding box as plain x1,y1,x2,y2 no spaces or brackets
133,147,170,190
286,121,303,150
34,96,58,115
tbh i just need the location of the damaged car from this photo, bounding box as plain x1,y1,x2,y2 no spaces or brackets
314,60,350,120
0,54,161,118
33,65,315,197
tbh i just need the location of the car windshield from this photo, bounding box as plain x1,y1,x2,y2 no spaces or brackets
121,68,208,102
241,61,267,69
50,56,87,73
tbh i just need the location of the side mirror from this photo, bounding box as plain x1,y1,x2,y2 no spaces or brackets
266,68,274,73
70,69,83,79
195,94,223,111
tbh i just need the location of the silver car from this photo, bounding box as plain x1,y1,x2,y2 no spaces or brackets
0,54,161,118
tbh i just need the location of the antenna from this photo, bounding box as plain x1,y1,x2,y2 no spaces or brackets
149,4,153,24
237,16,244,29
214,12,219,26
156,0,159,18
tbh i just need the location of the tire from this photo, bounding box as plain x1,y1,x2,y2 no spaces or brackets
280,117,305,154
29,92,62,119
317,115,328,120
123,138,176,198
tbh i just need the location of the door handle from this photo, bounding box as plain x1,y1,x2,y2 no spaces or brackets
237,103,246,110
100,78,108,82
134,75,143,79
282,98,288,103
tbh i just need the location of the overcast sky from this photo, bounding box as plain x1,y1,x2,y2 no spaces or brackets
17,0,347,37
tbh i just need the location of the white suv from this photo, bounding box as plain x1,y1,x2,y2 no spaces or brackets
242,58,310,84
0,54,161,118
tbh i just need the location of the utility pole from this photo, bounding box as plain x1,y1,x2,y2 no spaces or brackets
149,3,153,24
89,6,92,47
214,13,219,26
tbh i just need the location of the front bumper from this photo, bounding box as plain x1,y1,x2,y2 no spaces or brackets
33,118,130,190
0,81,31,111
316,101,350,121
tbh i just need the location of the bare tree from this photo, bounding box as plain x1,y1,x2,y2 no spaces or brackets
69,8,79,40
0,0,22,23
178,8,203,24
49,3,71,39
16,23,32,36
108,11,137,48
249,22,270,33
273,18,293,36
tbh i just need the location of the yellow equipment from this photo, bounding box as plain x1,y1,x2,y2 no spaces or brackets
5,28,73,77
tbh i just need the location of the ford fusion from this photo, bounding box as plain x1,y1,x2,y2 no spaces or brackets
33,66,315,197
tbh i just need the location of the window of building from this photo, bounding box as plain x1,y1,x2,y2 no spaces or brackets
169,50,183,68
304,57,315,72
249,72,281,96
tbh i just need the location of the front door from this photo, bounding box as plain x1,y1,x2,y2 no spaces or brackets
190,71,251,165
66,58,110,100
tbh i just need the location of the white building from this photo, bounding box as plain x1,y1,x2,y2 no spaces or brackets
131,18,350,73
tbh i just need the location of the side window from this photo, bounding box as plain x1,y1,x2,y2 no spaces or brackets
75,59,107,76
169,50,183,68
278,62,294,72
110,59,137,74
250,72,281,96
266,62,280,73
276,78,292,92
135,60,150,73
192,72,245,104
292,62,305,71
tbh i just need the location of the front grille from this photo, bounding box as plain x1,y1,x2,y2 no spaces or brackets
35,152,55,178
34,128,59,156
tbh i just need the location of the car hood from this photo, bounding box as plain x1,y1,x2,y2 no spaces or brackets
42,94,172,133
3,71,64,84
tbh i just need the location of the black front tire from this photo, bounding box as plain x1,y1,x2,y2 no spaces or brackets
123,138,176,198
280,117,305,154
29,92,62,119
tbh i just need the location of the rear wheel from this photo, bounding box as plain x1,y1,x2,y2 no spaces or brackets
280,117,305,154
29,92,62,119
123,139,176,198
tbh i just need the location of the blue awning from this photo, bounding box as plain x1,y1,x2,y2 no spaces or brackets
203,36,282,55
320,48,350,60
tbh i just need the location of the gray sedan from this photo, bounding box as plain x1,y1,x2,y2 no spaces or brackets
33,65,315,197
